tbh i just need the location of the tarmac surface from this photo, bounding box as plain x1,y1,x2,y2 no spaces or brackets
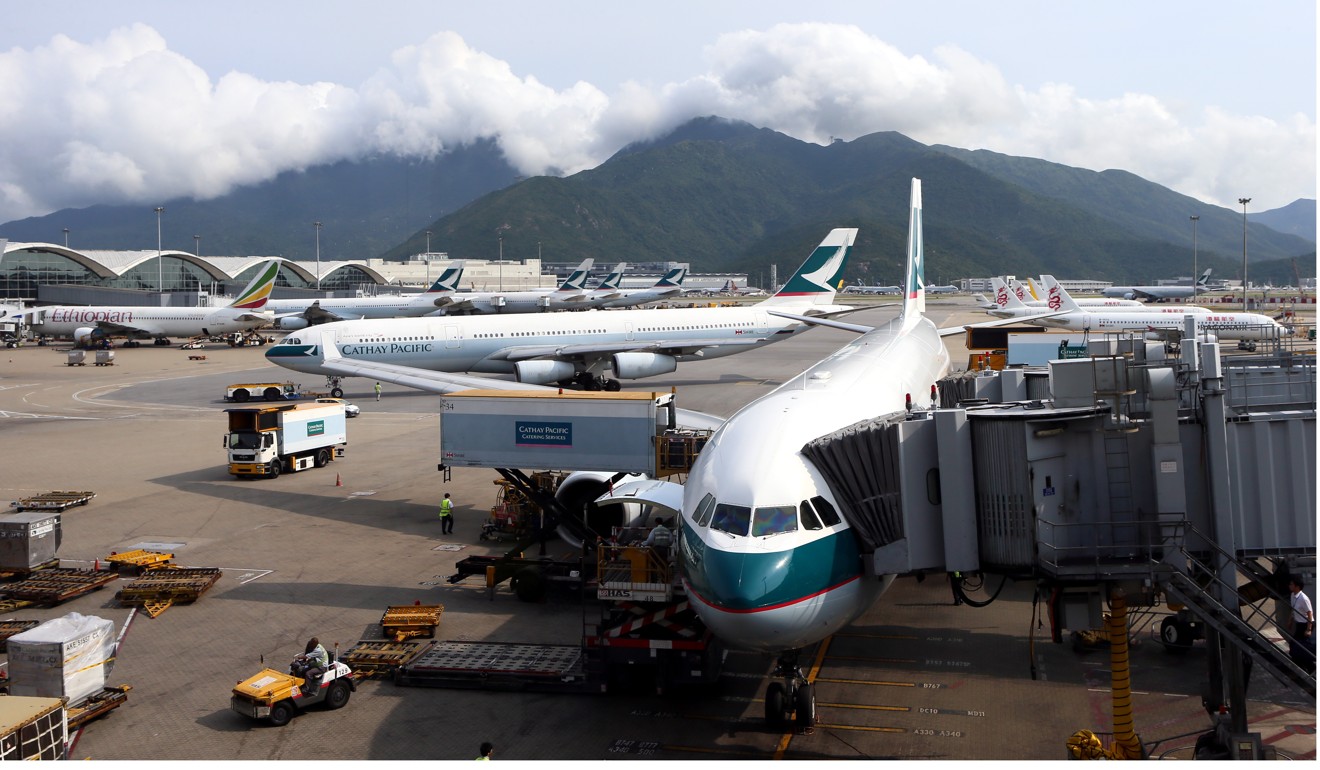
0,297,1313,763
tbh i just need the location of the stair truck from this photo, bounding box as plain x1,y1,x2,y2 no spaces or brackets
224,402,347,478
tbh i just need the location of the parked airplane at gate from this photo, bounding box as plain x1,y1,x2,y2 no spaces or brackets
268,263,466,330
842,284,901,295
1102,268,1213,301
20,259,281,346
985,277,1197,319
1031,275,1290,341
599,267,688,308
596,179,1000,731
430,259,595,315
266,229,858,392
1012,277,1142,308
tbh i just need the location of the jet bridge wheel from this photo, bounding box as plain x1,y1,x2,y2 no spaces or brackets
1160,616,1194,654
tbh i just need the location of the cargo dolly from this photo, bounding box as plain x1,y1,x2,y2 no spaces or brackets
0,569,119,606
0,558,61,581
380,604,443,641
0,620,40,651
341,640,431,679
115,567,222,618
11,491,95,512
103,549,174,574
395,641,593,693
66,685,132,731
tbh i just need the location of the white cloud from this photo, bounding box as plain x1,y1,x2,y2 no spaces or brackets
0,22,1312,224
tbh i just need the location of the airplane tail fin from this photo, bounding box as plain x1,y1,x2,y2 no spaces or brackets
991,276,1028,310
1042,275,1081,312
228,259,282,310
598,263,627,291
1027,277,1045,302
899,178,925,323
757,228,858,307
1197,268,1213,286
424,261,466,293
557,259,594,291
654,267,686,288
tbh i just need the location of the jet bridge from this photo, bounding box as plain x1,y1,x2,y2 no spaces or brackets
804,334,1316,734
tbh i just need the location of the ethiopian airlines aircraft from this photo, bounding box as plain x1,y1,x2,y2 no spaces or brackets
268,262,466,330
266,229,858,392
23,259,281,346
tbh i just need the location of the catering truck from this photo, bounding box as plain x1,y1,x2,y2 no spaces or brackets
224,402,347,478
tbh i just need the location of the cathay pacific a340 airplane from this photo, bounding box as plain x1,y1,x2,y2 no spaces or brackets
266,229,858,392
268,262,466,330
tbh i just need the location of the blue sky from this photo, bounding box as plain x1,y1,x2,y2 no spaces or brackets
0,1,1313,222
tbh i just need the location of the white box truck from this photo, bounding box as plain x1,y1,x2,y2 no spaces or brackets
224,402,347,478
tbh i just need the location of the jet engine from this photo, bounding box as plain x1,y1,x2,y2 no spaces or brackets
73,327,101,345
274,316,311,331
514,360,578,385
552,471,651,548
611,352,677,380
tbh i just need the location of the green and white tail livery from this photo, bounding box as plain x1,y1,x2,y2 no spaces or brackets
758,228,857,307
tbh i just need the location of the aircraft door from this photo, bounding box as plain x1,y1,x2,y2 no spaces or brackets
444,324,461,349
755,311,769,335
625,322,634,342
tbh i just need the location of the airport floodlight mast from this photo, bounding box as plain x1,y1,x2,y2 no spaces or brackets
313,221,323,290
62,227,69,247
154,206,164,294
498,235,503,291
425,229,433,284
1238,198,1251,311
1190,215,1199,296
194,234,201,256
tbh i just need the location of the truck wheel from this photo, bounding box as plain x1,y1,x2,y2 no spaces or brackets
268,461,281,479
314,449,331,468
263,387,281,401
233,389,250,403
330,387,344,398
512,566,546,602
325,681,351,710
268,700,295,727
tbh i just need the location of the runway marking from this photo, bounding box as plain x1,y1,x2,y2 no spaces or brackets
229,569,274,585
819,701,909,713
827,654,919,665
815,677,922,688
817,722,908,734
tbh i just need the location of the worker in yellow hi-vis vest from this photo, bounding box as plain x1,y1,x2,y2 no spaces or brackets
438,492,454,535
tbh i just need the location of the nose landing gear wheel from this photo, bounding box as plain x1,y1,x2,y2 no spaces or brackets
764,682,788,730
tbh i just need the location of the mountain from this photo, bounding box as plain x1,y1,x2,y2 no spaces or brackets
0,140,520,260
390,119,1315,284
1250,199,1317,241
1,118,1313,286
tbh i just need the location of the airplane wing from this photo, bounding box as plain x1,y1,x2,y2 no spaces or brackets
91,320,166,338
769,309,1069,338
301,303,358,324
432,297,475,312
311,343,724,431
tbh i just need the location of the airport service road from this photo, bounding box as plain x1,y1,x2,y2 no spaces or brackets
0,300,1311,762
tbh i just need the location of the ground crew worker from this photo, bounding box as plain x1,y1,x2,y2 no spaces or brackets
439,492,454,535
291,637,330,695
375,381,383,401
642,516,673,560
476,741,493,760
1288,576,1314,672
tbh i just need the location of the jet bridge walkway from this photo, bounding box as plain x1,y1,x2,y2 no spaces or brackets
803,335,1315,739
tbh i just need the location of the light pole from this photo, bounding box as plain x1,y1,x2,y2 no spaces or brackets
425,229,432,285
498,235,503,291
313,221,322,290
1189,215,1199,297
1238,198,1251,311
193,234,201,256
62,228,69,248
154,207,164,294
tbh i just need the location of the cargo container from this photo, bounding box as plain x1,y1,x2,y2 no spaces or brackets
0,696,66,760
0,511,61,570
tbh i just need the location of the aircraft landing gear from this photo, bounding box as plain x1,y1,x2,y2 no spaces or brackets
764,650,815,732
562,372,621,392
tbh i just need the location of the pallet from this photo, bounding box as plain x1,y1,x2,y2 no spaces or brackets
0,558,61,581
0,569,119,606
11,491,95,512
115,567,222,617
342,640,432,679
380,604,443,641
394,641,590,692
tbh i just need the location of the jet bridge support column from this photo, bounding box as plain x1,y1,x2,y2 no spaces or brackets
934,409,979,573
1198,341,1248,732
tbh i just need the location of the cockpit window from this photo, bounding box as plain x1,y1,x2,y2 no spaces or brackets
693,494,716,527
811,496,841,527
751,506,798,537
709,503,751,537
799,500,823,531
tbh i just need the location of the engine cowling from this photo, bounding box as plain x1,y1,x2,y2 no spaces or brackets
275,316,311,331
553,471,650,548
73,327,100,344
611,352,677,380
514,359,578,384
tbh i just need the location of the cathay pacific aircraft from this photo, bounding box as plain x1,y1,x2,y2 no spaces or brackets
429,258,596,315
267,229,859,392
268,262,466,330
599,267,688,308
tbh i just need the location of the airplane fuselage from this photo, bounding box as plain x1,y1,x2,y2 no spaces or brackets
267,295,446,321
679,314,950,652
1033,309,1290,339
267,303,840,377
32,306,266,338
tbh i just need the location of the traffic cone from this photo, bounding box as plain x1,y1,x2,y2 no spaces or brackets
335,473,342,487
